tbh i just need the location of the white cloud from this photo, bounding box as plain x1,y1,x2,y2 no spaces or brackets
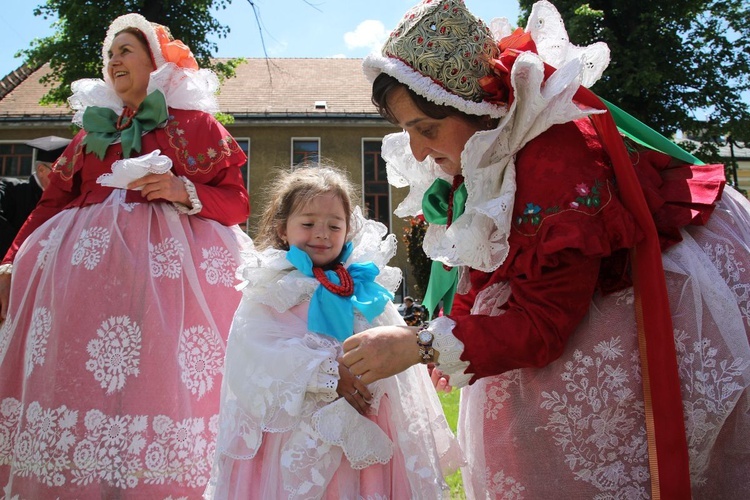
344,20,388,51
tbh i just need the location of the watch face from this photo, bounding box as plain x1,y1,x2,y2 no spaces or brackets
418,330,433,344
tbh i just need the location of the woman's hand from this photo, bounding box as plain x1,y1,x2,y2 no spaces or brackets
0,273,11,323
128,172,190,205
336,358,373,415
342,325,421,385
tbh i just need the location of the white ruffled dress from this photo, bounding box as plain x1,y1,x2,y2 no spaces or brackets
207,211,463,499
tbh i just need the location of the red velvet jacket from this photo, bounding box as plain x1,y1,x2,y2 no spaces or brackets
2,108,249,265
449,118,725,383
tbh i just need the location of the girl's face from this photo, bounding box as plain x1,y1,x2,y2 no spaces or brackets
385,86,485,177
280,192,348,267
107,32,155,109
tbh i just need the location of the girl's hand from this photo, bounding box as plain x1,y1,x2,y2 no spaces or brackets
336,358,372,415
128,172,190,205
429,364,453,393
0,273,10,323
342,325,421,385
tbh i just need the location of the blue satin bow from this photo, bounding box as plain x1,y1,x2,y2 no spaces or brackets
286,242,394,341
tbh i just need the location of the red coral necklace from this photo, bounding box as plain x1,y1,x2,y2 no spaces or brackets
313,263,354,297
116,107,136,130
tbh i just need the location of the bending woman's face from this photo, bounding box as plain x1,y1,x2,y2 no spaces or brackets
107,32,155,109
385,86,485,177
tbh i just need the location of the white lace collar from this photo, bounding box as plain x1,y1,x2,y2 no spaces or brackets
238,207,402,312
68,63,221,127
384,52,604,272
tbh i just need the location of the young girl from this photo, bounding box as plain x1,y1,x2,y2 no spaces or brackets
206,165,462,499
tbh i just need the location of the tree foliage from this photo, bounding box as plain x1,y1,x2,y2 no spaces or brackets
18,0,242,105
402,216,431,297
517,0,750,147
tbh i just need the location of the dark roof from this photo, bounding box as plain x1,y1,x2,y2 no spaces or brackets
0,58,379,119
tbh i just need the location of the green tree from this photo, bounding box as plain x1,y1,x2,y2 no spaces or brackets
402,216,431,297
18,0,243,105
517,0,750,146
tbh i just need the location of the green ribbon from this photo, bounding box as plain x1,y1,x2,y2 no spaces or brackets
82,90,169,160
420,178,468,318
602,97,704,166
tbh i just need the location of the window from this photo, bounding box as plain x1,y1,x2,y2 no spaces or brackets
235,138,251,234
362,139,390,231
0,143,34,178
291,138,320,166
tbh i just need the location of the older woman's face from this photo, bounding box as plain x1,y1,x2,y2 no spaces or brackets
385,86,484,177
107,32,155,109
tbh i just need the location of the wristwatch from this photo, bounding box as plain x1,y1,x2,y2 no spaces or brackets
416,325,435,364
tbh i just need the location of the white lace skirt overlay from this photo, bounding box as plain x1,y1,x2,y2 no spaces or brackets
457,188,750,499
208,300,464,499
0,190,252,498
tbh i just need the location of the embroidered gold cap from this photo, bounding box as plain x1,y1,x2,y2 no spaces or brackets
364,0,508,117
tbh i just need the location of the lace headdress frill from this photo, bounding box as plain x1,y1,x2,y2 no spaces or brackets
236,206,402,312
379,1,611,272
69,64,220,128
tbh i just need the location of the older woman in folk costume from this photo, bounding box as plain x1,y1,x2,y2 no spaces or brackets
342,0,750,498
0,13,251,498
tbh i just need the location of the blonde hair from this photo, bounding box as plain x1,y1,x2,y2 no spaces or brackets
255,164,360,251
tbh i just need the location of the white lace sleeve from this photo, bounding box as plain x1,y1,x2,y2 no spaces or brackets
429,316,474,388
306,356,339,403
173,176,202,215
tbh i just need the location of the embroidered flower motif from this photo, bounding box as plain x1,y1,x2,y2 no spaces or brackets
0,397,22,465
71,226,111,270
523,203,541,215
10,401,77,487
516,202,551,226
486,466,525,498
72,410,149,488
25,307,53,378
200,246,236,287
573,179,602,208
36,226,63,269
178,325,224,399
150,237,185,279
85,316,142,394
144,415,212,488
538,336,647,493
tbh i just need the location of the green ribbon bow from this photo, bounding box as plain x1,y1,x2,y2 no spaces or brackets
420,178,467,318
82,90,169,160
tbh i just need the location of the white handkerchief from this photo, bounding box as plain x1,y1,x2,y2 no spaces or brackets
96,150,173,190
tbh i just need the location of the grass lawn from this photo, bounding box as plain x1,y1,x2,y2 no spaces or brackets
438,390,466,499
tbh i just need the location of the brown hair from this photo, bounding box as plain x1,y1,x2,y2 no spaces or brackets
254,164,361,251
371,73,497,130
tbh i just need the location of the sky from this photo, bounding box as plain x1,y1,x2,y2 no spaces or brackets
0,0,522,78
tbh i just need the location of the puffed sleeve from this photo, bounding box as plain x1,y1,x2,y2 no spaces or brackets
157,109,250,226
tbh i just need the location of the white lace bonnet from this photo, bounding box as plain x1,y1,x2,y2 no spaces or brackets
101,13,195,83
69,13,219,122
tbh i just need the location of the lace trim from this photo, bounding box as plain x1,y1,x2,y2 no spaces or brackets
384,53,601,272
429,316,473,388
69,64,220,127
306,356,339,403
312,398,394,469
238,207,401,312
363,54,508,118
0,264,12,275
173,176,202,215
